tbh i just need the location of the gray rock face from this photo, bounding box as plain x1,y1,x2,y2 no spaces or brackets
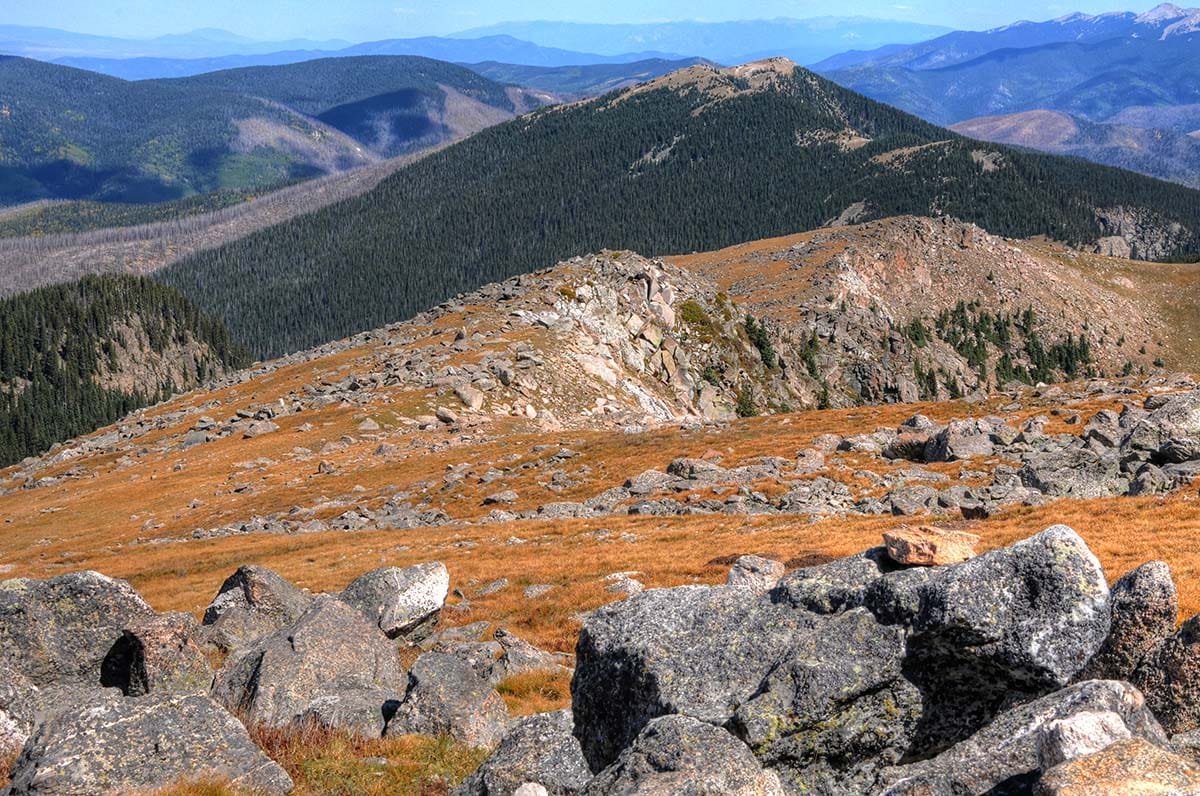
339,562,450,641
0,672,125,757
100,612,213,697
573,526,1113,791
0,665,38,756
0,572,155,687
572,585,816,771
925,420,996,462
870,525,1110,749
200,565,313,652
770,547,898,615
882,680,1168,795
455,710,591,796
386,652,509,749
582,715,783,796
1019,447,1125,498
1133,614,1200,735
212,595,405,732
731,608,920,794
1123,390,1200,463
1079,561,1177,682
298,687,403,738
5,692,293,795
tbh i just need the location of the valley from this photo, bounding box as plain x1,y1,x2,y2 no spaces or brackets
0,55,545,204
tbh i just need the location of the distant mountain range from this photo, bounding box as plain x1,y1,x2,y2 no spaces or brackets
154,59,1200,359
454,18,953,65
1,18,953,81
469,59,713,99
0,25,350,60
816,4,1200,188
822,5,1200,125
0,56,543,204
52,35,684,80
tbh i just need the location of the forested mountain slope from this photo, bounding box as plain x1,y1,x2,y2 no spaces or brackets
0,275,248,465
157,60,1200,359
0,56,539,203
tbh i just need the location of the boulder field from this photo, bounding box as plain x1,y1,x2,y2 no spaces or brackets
1,526,1200,794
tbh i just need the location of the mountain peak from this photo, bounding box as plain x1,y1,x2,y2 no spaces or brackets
611,58,800,108
1136,3,1190,23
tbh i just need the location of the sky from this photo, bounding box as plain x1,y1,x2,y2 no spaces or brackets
1,0,1167,41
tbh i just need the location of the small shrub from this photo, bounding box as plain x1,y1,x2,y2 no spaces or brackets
736,386,757,417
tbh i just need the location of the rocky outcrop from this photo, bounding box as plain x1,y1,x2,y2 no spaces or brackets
211,594,406,733
1093,206,1193,262
882,680,1168,794
0,572,155,687
385,652,509,749
1,533,1198,795
453,710,591,796
583,715,784,795
570,525,1110,792
5,692,293,795
339,562,449,641
200,564,313,652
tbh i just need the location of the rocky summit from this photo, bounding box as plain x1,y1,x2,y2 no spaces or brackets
1,526,1200,794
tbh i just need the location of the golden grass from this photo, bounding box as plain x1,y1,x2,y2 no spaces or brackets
151,726,488,796
2,385,1196,656
496,670,573,716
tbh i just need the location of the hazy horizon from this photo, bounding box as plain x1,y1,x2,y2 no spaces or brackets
0,0,1172,42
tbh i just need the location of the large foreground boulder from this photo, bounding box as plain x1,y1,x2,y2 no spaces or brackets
1078,560,1177,682
386,652,509,749
571,584,816,770
201,565,313,652
212,594,405,734
454,710,591,796
573,526,1112,791
0,572,155,687
871,525,1111,750
100,612,213,696
339,562,450,642
5,692,293,795
882,679,1168,795
582,715,783,796
731,607,919,793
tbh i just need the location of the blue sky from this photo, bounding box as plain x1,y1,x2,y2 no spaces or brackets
3,0,1166,40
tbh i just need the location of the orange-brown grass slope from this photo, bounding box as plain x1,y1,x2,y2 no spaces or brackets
3,380,1199,659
